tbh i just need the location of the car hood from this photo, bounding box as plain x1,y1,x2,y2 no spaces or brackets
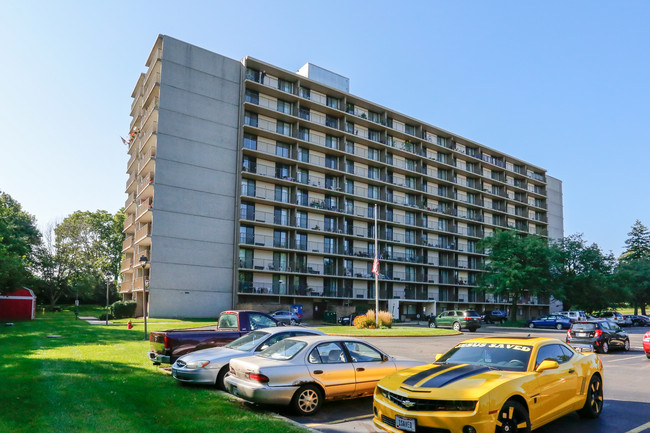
176,346,246,364
378,363,525,399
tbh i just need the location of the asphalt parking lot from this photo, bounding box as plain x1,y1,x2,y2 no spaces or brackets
275,325,650,433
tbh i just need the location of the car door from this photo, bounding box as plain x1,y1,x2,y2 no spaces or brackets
342,341,395,396
306,342,356,398
438,311,454,328
537,315,550,328
607,322,625,347
532,343,580,424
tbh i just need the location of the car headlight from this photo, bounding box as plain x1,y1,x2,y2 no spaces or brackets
184,360,211,369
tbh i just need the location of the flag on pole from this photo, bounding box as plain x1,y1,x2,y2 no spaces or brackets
371,255,380,276
121,136,127,145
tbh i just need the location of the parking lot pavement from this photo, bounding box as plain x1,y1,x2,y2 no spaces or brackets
282,326,650,433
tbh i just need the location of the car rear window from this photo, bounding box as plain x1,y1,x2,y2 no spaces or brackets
571,323,596,331
465,311,481,317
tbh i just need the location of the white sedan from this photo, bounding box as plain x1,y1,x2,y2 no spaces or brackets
224,335,424,415
172,326,324,389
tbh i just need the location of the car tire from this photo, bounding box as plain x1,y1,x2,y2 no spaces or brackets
528,323,535,329
291,384,323,416
646,352,650,359
624,339,630,352
469,327,477,332
600,341,609,354
578,375,604,419
290,319,297,326
496,400,531,433
452,321,462,332
429,321,437,328
555,323,563,330
216,365,229,391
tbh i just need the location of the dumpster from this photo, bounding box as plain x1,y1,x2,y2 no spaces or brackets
323,310,337,324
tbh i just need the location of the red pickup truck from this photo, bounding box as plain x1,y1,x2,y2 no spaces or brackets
147,310,279,364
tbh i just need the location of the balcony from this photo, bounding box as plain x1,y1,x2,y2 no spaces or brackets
122,236,133,253
120,280,133,294
134,223,151,246
120,257,133,273
137,173,154,198
122,213,135,234
135,197,153,223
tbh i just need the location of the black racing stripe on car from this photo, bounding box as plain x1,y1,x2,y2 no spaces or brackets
419,364,491,388
402,364,450,386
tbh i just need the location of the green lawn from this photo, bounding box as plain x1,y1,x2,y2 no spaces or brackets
0,310,309,433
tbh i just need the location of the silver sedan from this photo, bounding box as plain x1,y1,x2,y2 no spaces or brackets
224,335,424,415
172,326,324,389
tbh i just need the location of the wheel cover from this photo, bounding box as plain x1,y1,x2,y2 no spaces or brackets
495,404,528,433
298,389,319,413
602,342,608,353
588,379,604,414
453,322,461,331
625,340,630,350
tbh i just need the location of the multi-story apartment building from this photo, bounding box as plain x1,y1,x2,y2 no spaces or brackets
120,35,563,319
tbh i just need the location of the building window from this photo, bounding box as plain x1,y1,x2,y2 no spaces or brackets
346,121,354,133
241,179,256,197
368,185,378,199
298,147,309,163
278,79,293,93
297,169,309,185
277,99,292,115
405,212,415,226
325,134,338,149
298,106,310,120
273,230,288,248
244,111,258,127
324,237,335,254
326,115,338,129
325,155,337,169
274,207,289,225
368,129,380,142
406,159,416,171
386,152,393,165
405,124,416,136
437,136,447,148
245,89,259,104
274,185,290,203
240,225,254,244
345,179,354,194
243,133,257,150
368,147,379,161
239,248,253,269
297,189,308,206
275,163,291,180
299,86,310,99
299,127,309,141
368,111,381,124
296,211,307,228
368,167,379,180
346,160,354,174
296,232,307,250
240,202,255,221
326,95,340,110
405,229,415,244
405,176,416,189
275,142,290,158
276,121,291,136
345,199,354,214
385,207,393,222
368,204,375,219
385,226,393,241
242,155,256,173
324,257,336,275
245,67,259,82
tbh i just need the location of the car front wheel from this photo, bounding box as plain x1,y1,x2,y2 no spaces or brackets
528,323,535,328
292,384,323,416
496,400,531,433
290,319,297,325
429,321,437,328
646,352,650,359
624,339,630,351
216,365,229,390
578,375,604,418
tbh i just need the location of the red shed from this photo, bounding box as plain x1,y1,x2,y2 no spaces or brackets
0,288,36,321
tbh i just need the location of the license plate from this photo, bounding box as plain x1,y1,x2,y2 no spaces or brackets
577,332,586,337
395,415,416,432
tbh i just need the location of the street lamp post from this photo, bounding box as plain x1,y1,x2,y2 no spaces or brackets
139,255,149,340
105,278,110,326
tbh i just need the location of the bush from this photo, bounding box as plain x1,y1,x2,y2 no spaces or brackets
98,312,114,321
353,314,377,329
377,310,393,328
110,300,137,319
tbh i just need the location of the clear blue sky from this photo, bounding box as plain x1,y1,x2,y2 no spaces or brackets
1,1,648,257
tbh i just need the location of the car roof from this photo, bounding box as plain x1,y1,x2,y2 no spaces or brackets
285,335,364,344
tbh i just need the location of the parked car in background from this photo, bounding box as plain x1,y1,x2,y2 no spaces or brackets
527,314,573,330
481,309,507,324
559,311,587,322
373,336,604,433
644,331,650,359
270,310,302,325
566,320,630,353
625,315,650,327
337,312,360,326
172,326,324,389
429,310,482,332
593,311,628,326
225,335,424,415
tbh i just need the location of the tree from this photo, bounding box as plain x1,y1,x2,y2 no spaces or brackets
553,234,617,313
620,220,650,263
47,210,125,303
31,223,73,306
614,260,650,315
478,230,557,321
0,191,41,293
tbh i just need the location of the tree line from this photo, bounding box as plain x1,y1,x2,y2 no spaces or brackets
0,190,124,306
479,220,650,320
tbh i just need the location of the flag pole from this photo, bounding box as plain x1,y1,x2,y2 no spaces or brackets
374,203,379,325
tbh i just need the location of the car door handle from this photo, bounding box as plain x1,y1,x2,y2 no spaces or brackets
568,369,575,374
313,370,323,375
356,368,365,372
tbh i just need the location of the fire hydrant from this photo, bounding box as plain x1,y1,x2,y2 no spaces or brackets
127,320,133,329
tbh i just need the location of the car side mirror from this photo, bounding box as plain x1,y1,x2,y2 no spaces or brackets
381,354,389,362
434,353,443,361
536,360,559,373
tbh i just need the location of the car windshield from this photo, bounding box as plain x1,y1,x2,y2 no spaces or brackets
257,339,307,360
572,323,596,331
437,342,532,371
224,331,269,351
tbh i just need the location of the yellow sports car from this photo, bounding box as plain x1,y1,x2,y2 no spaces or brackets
373,337,603,433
